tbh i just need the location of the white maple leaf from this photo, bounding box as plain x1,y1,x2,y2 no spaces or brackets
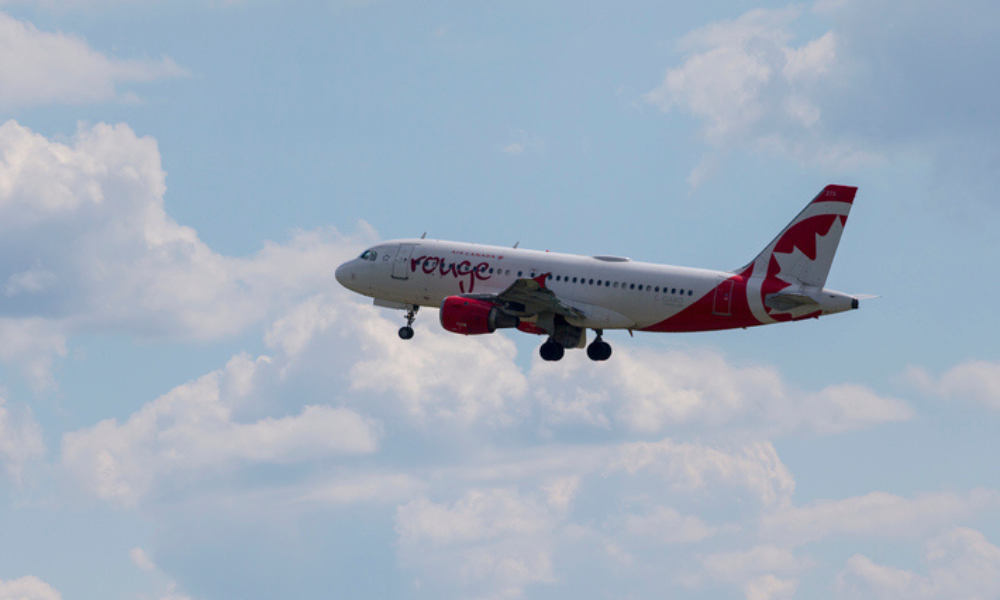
767,217,845,318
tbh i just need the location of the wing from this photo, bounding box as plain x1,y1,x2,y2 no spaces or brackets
462,273,584,319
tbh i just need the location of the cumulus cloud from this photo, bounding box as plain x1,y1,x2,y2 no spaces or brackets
396,487,560,600
611,439,795,508
0,119,373,386
760,489,1000,546
292,472,425,506
701,545,810,585
0,576,61,600
0,318,66,391
263,292,531,428
675,544,813,599
647,0,1000,186
61,353,380,506
129,546,156,572
906,360,1000,410
618,505,716,544
0,397,45,484
839,527,1000,599
531,348,912,437
0,12,185,108
646,7,833,144
645,6,857,167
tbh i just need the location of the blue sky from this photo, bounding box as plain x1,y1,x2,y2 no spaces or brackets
1,1,999,599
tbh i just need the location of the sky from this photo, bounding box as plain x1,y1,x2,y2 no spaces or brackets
1,0,999,599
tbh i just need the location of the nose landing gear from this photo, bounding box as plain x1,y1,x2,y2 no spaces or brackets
398,305,418,340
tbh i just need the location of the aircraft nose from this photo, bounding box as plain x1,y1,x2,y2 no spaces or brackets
335,262,353,288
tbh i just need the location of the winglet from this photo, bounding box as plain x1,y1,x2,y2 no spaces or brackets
532,273,550,289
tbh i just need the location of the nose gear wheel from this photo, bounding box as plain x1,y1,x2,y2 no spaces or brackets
398,305,419,340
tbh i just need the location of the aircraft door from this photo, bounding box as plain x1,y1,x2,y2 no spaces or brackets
713,280,734,316
392,244,417,280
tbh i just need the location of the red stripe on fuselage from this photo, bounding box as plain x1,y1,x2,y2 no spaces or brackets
641,269,762,333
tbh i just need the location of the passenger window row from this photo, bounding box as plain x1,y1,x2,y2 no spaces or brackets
550,274,693,296
410,260,694,296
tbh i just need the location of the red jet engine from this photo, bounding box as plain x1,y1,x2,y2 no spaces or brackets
440,296,520,335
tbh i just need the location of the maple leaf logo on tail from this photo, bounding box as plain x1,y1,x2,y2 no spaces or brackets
737,185,857,324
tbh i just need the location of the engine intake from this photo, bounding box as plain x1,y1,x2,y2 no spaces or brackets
440,296,519,335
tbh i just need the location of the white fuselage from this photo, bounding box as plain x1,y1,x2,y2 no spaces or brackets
335,238,856,333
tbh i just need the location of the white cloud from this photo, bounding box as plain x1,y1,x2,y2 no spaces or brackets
396,487,559,600
745,574,797,600
292,472,425,506
0,318,66,391
702,544,809,583
262,291,531,428
500,129,543,156
0,576,62,600
611,439,795,508
906,360,1000,410
4,264,56,297
531,348,911,437
645,7,844,160
129,547,156,572
0,398,45,483
541,475,579,512
61,353,380,507
646,1,1000,184
680,544,811,599
0,120,373,386
839,527,1000,599
760,489,1000,546
0,397,45,484
619,505,716,544
344,312,530,428
0,12,185,108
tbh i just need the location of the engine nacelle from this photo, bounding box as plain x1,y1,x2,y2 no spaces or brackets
440,296,519,335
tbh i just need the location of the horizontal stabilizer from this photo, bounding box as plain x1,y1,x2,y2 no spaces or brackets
764,292,819,312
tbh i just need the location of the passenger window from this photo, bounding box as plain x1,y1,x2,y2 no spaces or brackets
613,282,619,288
688,290,693,296
605,281,610,287
573,277,578,283
629,284,635,290
671,288,676,294
655,286,660,292
589,279,594,285
518,271,523,277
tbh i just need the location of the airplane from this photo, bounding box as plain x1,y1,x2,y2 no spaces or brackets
335,185,862,362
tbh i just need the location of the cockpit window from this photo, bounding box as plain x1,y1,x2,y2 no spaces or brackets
359,250,378,261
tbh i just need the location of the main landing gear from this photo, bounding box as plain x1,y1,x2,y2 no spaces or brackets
398,305,418,340
539,339,565,362
587,330,612,362
539,330,613,362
